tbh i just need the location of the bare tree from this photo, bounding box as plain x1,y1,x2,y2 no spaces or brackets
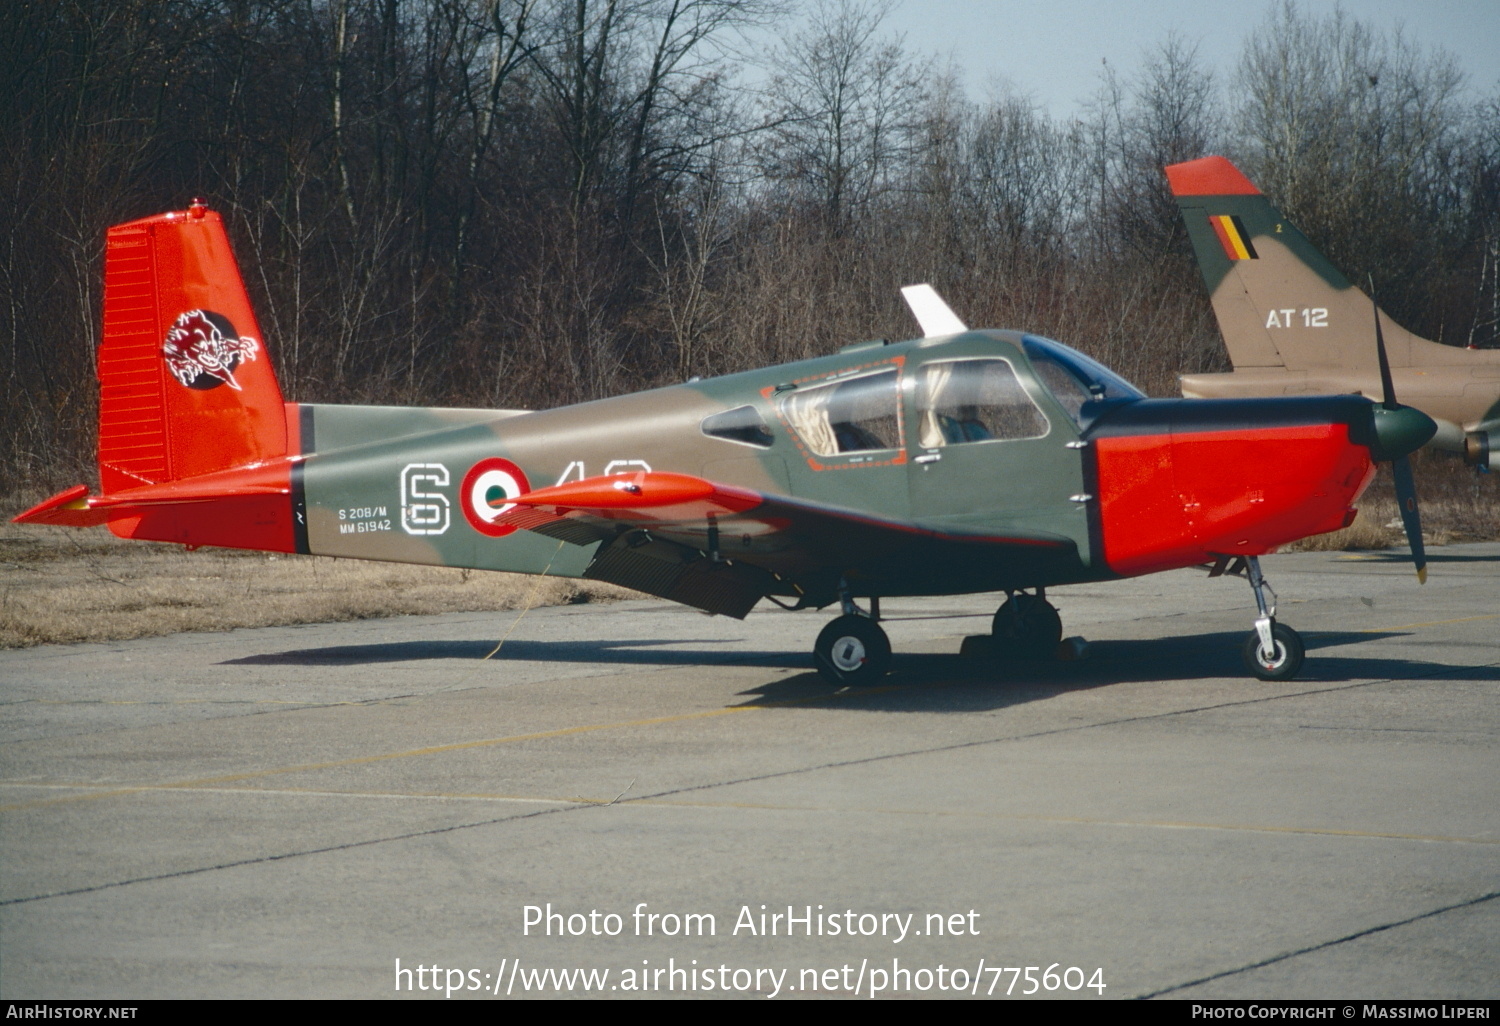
756,0,929,229
1236,0,1468,300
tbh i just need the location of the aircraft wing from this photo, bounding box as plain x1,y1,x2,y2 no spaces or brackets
498,472,1075,618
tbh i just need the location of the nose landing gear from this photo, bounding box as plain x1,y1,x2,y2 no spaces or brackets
1233,556,1304,681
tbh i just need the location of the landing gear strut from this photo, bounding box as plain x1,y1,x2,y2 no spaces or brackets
991,589,1062,660
813,584,891,686
1240,556,1304,681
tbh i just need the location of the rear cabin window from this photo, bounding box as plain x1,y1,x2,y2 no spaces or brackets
701,405,773,448
915,359,1048,447
778,368,901,456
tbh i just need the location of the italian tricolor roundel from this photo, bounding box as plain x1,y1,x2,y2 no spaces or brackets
460,458,531,537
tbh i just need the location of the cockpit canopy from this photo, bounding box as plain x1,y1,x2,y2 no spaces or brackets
1022,335,1145,429
700,332,1147,456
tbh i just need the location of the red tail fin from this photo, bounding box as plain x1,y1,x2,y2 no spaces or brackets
99,203,286,493
15,204,301,554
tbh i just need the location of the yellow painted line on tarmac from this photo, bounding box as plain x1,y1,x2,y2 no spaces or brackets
629,799,1500,846
20,699,319,707
5,612,1489,815
6,779,1491,847
0,782,610,806
4,779,1492,847
1362,613,1500,633
0,686,905,813
0,709,751,811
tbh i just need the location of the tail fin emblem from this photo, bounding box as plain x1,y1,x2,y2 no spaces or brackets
162,309,260,390
1208,214,1258,261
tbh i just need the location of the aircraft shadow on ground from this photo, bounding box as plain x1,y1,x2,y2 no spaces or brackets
1343,550,1499,565
220,637,809,669
731,629,1500,711
219,629,1497,714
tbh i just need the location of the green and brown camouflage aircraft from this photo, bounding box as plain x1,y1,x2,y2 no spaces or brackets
1168,155,1500,469
15,203,1437,682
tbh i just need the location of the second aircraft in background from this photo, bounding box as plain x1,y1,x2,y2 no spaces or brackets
1166,155,1500,471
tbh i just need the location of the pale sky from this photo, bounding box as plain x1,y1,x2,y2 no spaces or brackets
879,0,1500,119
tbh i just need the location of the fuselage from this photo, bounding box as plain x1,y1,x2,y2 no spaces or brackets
287,330,1380,598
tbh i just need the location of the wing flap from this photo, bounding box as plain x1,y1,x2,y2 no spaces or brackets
582,535,773,619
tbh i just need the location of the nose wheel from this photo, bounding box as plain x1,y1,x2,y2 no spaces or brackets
1233,556,1305,681
1243,621,1304,681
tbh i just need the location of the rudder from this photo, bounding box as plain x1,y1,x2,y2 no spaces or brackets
98,203,287,494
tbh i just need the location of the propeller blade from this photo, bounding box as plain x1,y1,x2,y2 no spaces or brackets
1368,276,1426,582
1370,277,1398,409
1390,455,1427,584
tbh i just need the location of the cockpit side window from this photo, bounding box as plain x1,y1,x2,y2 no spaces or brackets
701,405,773,448
915,359,1047,447
778,368,901,456
1030,358,1093,426
1022,335,1145,429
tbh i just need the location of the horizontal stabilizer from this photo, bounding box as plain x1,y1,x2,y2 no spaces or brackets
13,460,294,528
12,485,112,527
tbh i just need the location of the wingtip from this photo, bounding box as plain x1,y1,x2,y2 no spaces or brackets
1164,156,1261,197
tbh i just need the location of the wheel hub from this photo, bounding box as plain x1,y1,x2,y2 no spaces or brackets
831,637,866,671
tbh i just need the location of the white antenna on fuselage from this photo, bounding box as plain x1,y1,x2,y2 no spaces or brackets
900,284,968,337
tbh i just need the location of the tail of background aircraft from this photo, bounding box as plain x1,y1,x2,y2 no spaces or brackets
1166,156,1500,462
1166,155,1470,380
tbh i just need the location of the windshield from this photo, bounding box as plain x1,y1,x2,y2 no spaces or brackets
1022,335,1144,428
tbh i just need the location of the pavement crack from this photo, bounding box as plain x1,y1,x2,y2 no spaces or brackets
621,661,1500,807
1132,889,1500,999
0,803,589,907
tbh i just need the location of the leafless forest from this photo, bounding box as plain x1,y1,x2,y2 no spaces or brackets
3,0,1497,493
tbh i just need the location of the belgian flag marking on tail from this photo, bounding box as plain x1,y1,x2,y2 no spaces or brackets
1208,214,1257,261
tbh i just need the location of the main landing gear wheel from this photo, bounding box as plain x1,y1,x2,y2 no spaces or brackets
814,615,891,686
991,593,1063,660
1242,622,1304,681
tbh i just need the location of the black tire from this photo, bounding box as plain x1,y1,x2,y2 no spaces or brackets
1242,622,1304,681
814,615,892,686
990,594,1063,660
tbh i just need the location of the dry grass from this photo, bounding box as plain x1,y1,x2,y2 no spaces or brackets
0,515,635,649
